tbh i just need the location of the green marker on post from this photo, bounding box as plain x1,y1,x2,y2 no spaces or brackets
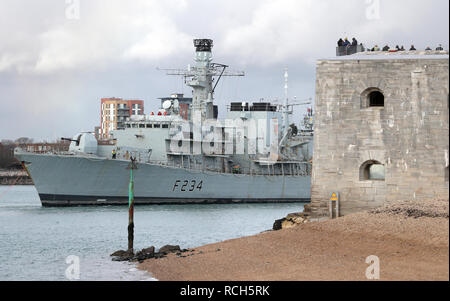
127,157,137,252
129,169,134,208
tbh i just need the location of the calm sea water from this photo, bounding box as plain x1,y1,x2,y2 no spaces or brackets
0,185,305,281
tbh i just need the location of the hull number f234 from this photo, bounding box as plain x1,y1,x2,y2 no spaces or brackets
173,180,203,192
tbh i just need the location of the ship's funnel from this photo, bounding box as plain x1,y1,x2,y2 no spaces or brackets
194,39,213,52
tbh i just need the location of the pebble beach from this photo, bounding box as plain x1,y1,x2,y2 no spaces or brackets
140,198,449,281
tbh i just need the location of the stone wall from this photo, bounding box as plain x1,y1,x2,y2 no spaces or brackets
309,53,449,217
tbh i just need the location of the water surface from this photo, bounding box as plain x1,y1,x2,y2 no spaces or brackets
0,185,305,281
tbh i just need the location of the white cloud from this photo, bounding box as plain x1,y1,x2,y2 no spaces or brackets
0,0,448,73
0,53,31,72
34,27,84,72
122,10,192,61
215,0,449,65
0,0,193,74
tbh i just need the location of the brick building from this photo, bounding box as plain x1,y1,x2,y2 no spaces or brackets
100,98,144,139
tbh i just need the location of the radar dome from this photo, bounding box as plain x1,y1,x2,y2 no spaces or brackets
162,100,172,110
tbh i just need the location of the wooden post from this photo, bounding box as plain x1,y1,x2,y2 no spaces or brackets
329,199,333,219
127,157,138,252
330,192,339,219
336,196,340,218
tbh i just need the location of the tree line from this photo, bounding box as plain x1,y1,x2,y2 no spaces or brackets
0,138,69,169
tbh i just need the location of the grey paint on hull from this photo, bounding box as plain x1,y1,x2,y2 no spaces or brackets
16,153,311,206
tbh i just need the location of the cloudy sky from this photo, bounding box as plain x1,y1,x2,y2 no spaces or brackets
0,0,448,141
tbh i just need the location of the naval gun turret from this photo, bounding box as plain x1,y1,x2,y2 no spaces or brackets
63,132,98,154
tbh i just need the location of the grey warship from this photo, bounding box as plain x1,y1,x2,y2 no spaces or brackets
15,39,314,206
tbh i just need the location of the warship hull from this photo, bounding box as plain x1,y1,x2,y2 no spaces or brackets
15,152,311,206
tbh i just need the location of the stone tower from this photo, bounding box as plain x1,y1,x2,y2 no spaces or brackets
309,50,449,217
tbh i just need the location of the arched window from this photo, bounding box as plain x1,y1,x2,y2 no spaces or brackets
360,160,385,181
369,91,384,107
361,88,385,108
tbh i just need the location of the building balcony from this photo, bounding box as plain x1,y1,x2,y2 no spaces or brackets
117,110,130,117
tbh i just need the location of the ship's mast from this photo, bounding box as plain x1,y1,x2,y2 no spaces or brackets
159,39,244,123
283,68,290,135
189,39,214,121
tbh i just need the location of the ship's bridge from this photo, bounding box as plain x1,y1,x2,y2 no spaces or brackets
123,114,181,130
